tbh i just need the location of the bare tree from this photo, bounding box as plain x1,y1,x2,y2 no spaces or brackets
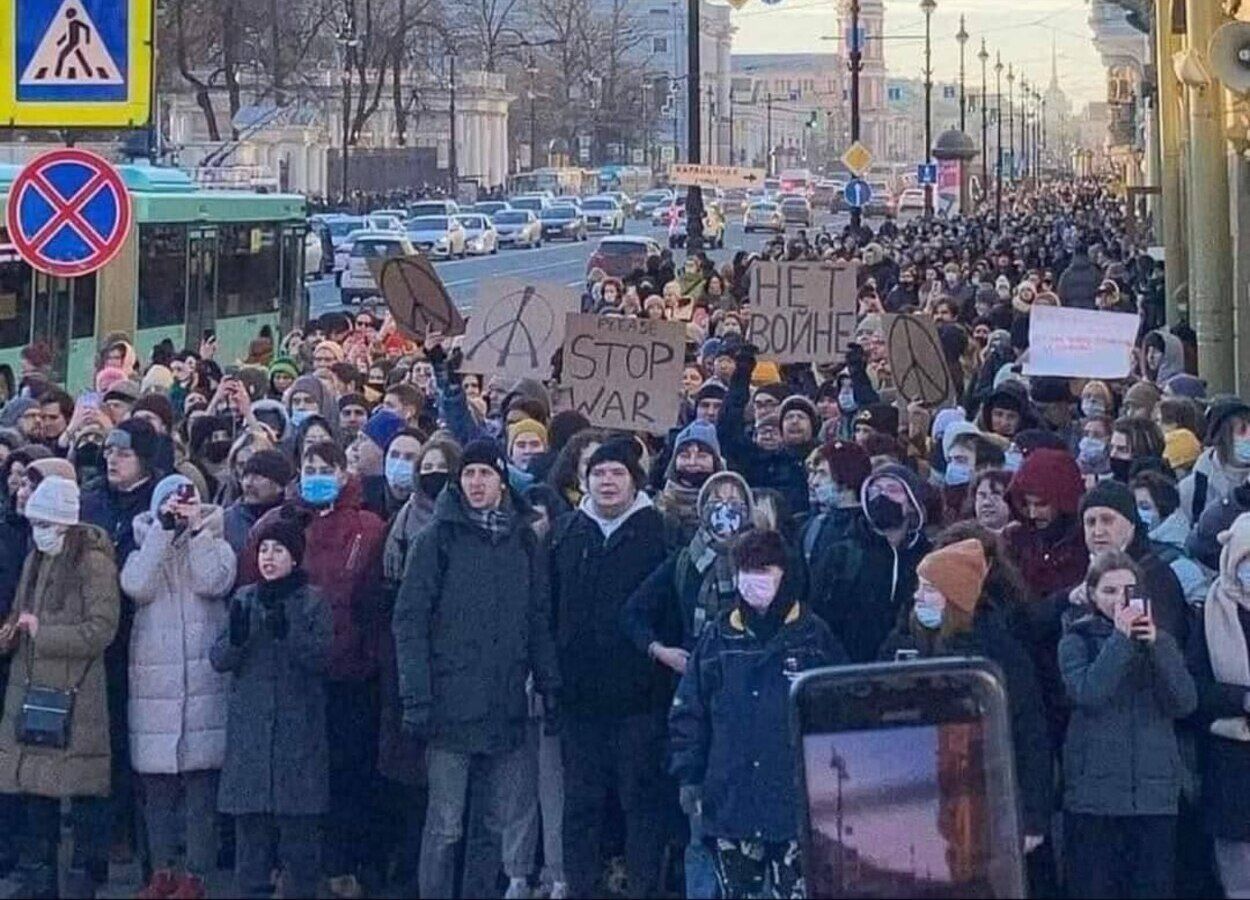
442,0,525,71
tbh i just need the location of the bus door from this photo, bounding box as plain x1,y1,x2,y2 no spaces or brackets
30,271,97,390
279,222,306,337
186,227,218,345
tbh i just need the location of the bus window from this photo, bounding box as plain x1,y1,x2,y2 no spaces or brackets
72,273,97,339
217,224,279,318
138,225,189,329
0,261,32,351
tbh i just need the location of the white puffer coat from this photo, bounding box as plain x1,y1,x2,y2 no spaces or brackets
121,507,237,774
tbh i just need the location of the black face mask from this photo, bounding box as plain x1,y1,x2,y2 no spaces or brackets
419,471,449,500
204,440,232,465
1109,457,1132,483
866,494,905,531
74,442,103,471
676,469,713,490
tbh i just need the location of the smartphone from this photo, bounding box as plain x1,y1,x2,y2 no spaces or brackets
175,484,195,504
894,648,920,662
77,391,102,411
1127,588,1151,620
791,659,1025,899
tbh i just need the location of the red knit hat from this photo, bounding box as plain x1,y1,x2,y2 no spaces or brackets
1008,447,1083,516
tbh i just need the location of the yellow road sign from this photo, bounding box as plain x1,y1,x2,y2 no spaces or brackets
841,141,874,176
668,163,767,191
0,0,154,128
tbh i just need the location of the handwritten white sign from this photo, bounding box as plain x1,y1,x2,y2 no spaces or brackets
1023,305,1141,379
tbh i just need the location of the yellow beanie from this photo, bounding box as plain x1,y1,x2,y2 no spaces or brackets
751,360,782,387
507,417,548,452
1163,428,1201,471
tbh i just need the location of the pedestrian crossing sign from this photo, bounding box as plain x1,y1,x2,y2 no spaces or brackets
0,0,153,128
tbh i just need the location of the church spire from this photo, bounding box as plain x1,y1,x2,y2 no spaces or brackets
1049,35,1060,92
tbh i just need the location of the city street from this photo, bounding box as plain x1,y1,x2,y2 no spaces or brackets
308,211,851,320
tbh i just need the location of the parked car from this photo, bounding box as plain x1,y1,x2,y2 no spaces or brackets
371,209,408,222
635,188,674,220
539,205,588,242
744,201,785,233
779,196,813,227
492,209,543,249
865,181,895,217
602,191,635,217
367,214,405,233
406,215,467,259
509,195,548,215
333,228,374,272
586,235,663,280
896,187,926,217
407,199,460,218
474,200,511,216
580,196,626,233
339,233,415,303
324,216,367,265
454,214,499,255
720,189,749,216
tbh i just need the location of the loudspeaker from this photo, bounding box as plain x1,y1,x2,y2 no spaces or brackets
1210,21,1250,94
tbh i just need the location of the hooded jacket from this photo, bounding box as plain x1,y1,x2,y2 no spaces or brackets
808,464,932,662
393,486,560,755
1179,448,1250,526
121,508,237,774
1149,329,1186,385
1004,449,1089,603
1056,252,1099,309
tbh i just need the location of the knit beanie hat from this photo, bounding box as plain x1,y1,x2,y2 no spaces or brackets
547,411,592,454
751,360,783,387
243,449,294,489
818,439,872,493
268,357,300,382
254,514,306,567
132,393,175,432
338,393,369,413
141,365,174,395
779,395,819,434
150,473,197,516
29,457,77,484
461,439,508,483
694,383,727,404
754,410,781,434
1163,374,1206,400
363,408,406,450
94,366,129,394
586,439,645,488
313,340,345,363
674,419,721,458
1123,380,1162,413
1163,428,1202,471
107,418,161,471
1079,480,1139,531
0,397,37,429
25,476,80,526
917,538,988,615
854,403,900,437
507,418,548,453
103,380,141,405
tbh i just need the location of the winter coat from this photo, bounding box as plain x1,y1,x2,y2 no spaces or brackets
0,510,28,619
0,526,120,798
1059,608,1196,816
1188,483,1250,571
1149,509,1213,608
551,501,674,717
669,598,845,842
716,358,809,515
1057,253,1100,309
1150,329,1186,385
1179,448,1250,526
221,499,276,556
240,476,386,682
878,610,1052,834
1003,518,1089,604
121,509,236,775
211,574,333,816
393,487,560,755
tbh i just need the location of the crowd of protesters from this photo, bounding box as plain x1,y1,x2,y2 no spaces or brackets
0,177,1246,900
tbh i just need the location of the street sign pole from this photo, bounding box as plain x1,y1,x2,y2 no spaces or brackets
848,0,863,232
685,0,704,253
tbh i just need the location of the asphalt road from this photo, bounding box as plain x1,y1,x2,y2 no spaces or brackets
308,210,851,320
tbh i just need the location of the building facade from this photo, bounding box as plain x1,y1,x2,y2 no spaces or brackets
729,53,846,173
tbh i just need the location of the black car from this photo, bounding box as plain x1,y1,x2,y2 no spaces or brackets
539,205,588,241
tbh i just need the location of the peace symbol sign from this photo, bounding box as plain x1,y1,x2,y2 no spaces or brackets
887,314,952,407
378,255,465,340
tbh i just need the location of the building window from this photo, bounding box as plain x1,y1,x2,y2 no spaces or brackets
888,86,902,101
652,37,668,53
942,85,956,100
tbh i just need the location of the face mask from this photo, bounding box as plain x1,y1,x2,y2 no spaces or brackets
997,287,1011,300
1004,449,1023,473
737,571,780,612
419,470,449,500
385,457,415,492
289,409,313,429
1109,457,1132,482
866,493,905,531
1137,505,1158,529
1081,399,1106,418
914,597,944,630
838,391,857,413
945,274,958,287
30,523,67,556
1237,559,1250,592
944,462,973,487
677,469,713,490
812,481,838,509
300,473,341,506
1078,437,1106,462
705,500,747,540
1236,438,1250,466
74,442,103,470
204,440,232,465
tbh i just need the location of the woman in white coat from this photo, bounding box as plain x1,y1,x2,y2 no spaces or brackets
121,473,237,898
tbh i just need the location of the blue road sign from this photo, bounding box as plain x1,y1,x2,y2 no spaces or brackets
917,163,938,186
843,178,873,209
16,0,128,102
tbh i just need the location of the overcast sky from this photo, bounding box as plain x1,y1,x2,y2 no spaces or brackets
729,0,1108,108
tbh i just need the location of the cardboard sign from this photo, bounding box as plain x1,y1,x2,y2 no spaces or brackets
1023,305,1141,380
459,279,579,379
885,314,954,407
562,314,686,434
744,261,859,364
373,254,465,340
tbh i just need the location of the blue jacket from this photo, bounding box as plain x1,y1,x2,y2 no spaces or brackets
669,598,845,842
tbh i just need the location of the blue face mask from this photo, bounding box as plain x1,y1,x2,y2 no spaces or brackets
944,461,973,487
812,481,838,509
1078,437,1107,461
385,457,414,492
1236,438,1250,466
300,473,341,506
1237,560,1250,593
289,409,313,429
1004,449,1023,473
914,600,943,630
838,391,857,413
1137,505,1158,529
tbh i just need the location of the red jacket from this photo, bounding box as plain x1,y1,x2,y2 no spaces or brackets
1003,518,1089,603
241,476,386,681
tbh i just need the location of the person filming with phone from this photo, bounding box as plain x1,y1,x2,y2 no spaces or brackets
1059,550,1197,898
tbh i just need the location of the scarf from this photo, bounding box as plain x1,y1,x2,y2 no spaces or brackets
467,502,513,543
1204,573,1250,742
658,479,700,531
688,527,738,636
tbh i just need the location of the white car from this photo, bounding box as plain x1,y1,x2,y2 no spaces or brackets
492,209,542,249
408,200,460,218
455,214,498,255
896,188,926,217
406,215,467,259
333,228,374,273
743,202,785,233
367,213,405,233
303,229,323,279
580,196,626,233
339,233,415,303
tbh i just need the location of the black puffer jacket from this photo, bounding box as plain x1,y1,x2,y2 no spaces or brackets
393,486,560,755
550,499,675,717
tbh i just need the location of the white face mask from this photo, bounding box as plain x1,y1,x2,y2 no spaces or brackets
31,523,67,556
737,570,781,612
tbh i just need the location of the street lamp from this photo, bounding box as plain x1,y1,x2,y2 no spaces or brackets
526,55,539,171
995,52,1003,226
847,0,863,232
920,0,936,217
335,24,361,206
956,15,969,133
1006,63,1015,181
978,38,989,195
1020,76,1029,181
